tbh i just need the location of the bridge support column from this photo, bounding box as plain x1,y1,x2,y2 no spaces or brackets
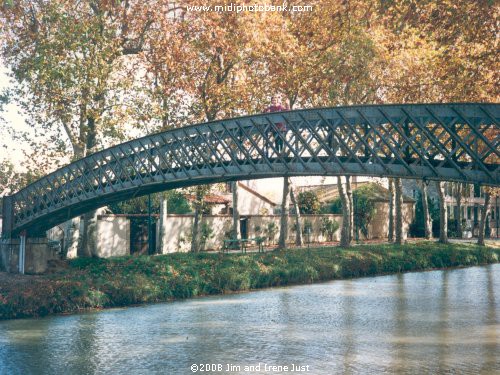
0,237,57,274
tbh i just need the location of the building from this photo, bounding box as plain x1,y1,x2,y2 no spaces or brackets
298,181,416,239
402,180,499,237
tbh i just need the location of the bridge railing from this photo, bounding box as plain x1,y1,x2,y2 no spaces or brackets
3,103,499,237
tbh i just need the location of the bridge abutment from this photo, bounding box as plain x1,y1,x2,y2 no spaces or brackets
0,237,57,274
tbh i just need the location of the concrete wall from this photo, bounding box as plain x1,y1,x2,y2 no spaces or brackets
157,214,343,252
96,216,130,258
369,202,415,239
95,207,416,256
0,238,57,274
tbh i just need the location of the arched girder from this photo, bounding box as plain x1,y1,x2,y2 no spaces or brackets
2,103,499,238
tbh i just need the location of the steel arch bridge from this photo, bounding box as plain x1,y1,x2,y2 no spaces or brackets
2,103,499,238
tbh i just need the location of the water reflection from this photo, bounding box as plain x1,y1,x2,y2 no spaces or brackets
0,265,498,375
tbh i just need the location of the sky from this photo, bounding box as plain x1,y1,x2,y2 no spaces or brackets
0,65,31,167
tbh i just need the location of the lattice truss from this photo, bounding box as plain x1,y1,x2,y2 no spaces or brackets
2,103,499,236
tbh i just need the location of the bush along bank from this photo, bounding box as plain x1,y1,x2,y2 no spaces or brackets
1,242,499,320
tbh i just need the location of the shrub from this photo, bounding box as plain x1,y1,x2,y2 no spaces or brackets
298,191,321,214
320,218,339,241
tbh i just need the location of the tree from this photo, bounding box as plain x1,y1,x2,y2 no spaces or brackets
0,159,44,196
109,190,191,216
388,178,395,242
346,176,354,242
352,188,376,239
190,184,210,253
278,177,290,250
289,181,303,246
455,183,463,238
231,181,240,240
378,0,498,106
437,181,448,244
395,178,404,244
297,191,321,214
477,192,491,246
320,218,340,242
337,176,351,248
167,8,269,251
1,0,156,256
420,181,432,240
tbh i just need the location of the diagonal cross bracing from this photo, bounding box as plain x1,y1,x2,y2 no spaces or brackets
1,103,499,237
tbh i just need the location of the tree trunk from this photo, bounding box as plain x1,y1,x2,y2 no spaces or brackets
455,183,463,238
159,195,168,254
337,176,351,248
388,178,395,242
79,210,98,257
395,178,404,244
289,179,303,246
346,176,354,242
477,192,491,246
191,206,202,253
420,181,432,240
437,181,448,244
191,186,204,252
232,181,240,239
278,177,290,249
63,216,80,259
79,116,98,257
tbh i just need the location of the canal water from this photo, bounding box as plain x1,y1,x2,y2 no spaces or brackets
0,264,499,375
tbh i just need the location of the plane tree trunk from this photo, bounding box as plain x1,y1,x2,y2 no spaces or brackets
289,179,303,246
477,192,491,246
395,178,404,245
278,177,290,249
191,186,205,253
337,177,351,248
437,181,448,244
388,178,395,242
232,181,240,239
420,181,432,240
346,176,354,242
455,183,463,238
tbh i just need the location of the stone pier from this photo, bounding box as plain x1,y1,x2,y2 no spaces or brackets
0,238,57,274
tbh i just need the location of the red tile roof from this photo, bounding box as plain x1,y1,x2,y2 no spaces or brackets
185,194,230,204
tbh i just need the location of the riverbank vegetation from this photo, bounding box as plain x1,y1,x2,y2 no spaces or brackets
1,242,499,320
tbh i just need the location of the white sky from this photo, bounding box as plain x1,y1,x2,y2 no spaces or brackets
0,65,31,167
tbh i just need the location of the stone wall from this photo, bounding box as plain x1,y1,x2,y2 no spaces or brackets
96,216,130,258
369,202,415,239
0,238,57,274
157,214,343,253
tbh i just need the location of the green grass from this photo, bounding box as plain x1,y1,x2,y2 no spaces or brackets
1,242,499,319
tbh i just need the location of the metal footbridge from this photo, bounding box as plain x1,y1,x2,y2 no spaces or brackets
2,103,499,237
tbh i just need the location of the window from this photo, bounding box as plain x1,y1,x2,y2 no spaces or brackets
467,206,472,219
474,184,481,198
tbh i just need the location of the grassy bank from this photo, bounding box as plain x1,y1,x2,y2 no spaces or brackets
1,242,499,320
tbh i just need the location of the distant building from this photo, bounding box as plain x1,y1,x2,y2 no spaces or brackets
222,182,278,215
402,180,499,237
297,181,415,239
